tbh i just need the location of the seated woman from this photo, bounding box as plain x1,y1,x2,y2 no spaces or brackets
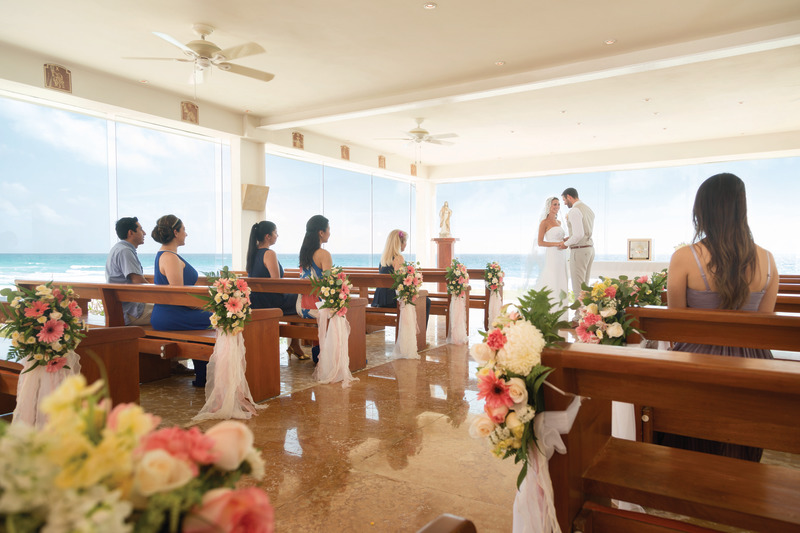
246,221,308,360
372,229,430,326
149,214,212,387
296,215,332,364
656,173,779,462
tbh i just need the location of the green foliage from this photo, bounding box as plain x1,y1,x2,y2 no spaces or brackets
516,288,570,347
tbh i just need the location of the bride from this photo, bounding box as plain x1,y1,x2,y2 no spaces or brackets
533,196,569,304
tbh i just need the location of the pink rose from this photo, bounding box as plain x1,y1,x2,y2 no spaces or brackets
336,307,348,317
486,328,507,351
138,427,218,474
183,487,274,533
507,312,520,321
52,288,63,301
485,403,509,424
637,275,649,283
205,421,255,471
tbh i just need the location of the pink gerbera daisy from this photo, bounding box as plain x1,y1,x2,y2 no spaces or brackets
235,278,248,292
46,356,68,373
24,300,49,318
225,297,244,314
477,372,514,409
37,319,66,343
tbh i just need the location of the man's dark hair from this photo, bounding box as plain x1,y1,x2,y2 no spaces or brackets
562,187,579,199
115,217,139,240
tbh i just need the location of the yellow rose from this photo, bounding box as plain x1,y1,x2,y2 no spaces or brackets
505,411,525,441
37,316,48,324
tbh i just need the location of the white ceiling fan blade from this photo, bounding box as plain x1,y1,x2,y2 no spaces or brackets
426,139,454,145
375,137,414,141
215,42,265,62
123,56,192,62
428,133,458,140
219,63,274,82
152,31,196,56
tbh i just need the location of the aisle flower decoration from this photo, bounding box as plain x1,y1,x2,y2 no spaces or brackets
391,262,423,359
469,288,569,486
470,289,580,533
445,258,469,345
199,266,252,334
0,282,87,427
310,267,357,387
484,261,505,326
570,269,668,345
194,267,263,422
309,266,353,317
0,375,273,532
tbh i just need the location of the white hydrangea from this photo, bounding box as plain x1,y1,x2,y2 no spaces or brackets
0,424,59,513
42,486,132,533
495,319,545,376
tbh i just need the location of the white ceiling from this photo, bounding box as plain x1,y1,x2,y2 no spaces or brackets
2,0,800,174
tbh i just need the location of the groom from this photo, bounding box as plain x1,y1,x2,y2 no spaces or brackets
559,188,595,301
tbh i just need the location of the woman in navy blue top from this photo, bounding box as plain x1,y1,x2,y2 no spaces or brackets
150,214,211,386
246,220,307,360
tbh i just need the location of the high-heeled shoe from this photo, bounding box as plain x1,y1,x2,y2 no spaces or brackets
288,345,310,360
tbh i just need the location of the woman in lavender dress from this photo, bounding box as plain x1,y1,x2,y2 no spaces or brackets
656,173,779,462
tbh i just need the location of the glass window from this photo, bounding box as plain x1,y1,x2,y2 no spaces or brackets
322,165,371,264
372,176,413,266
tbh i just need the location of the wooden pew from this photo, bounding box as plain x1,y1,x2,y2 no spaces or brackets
16,280,283,402
776,294,800,313
1,326,144,417
542,342,800,532
241,278,368,372
779,283,800,294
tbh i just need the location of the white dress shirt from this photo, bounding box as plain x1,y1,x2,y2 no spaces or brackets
564,201,585,247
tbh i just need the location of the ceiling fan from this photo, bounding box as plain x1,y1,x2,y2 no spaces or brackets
379,118,458,145
125,23,274,83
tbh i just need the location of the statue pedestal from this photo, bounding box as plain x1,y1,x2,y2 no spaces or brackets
433,237,459,292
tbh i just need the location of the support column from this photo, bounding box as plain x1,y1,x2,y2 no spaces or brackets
230,137,266,271
414,179,435,267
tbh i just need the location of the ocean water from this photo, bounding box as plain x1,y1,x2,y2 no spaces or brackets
1,252,797,293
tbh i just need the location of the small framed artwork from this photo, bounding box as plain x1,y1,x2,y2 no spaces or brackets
627,238,652,261
180,101,199,125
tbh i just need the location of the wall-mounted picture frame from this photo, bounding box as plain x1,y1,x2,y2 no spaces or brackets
628,238,652,261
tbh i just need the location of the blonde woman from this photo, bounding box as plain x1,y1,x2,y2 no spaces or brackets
372,230,430,325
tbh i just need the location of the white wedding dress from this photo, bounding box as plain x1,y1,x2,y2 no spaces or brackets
534,226,569,304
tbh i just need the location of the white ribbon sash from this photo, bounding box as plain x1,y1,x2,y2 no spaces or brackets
193,330,266,422
313,308,358,388
393,300,419,359
446,294,468,345
13,350,81,428
488,291,503,328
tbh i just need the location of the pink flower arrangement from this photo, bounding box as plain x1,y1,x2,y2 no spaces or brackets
202,267,252,335
310,266,354,316
1,281,87,371
184,487,275,533
445,259,470,297
391,261,424,305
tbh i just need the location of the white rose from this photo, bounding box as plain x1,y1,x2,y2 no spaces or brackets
586,303,598,315
50,341,63,352
214,293,223,304
607,322,624,338
133,449,194,496
37,316,48,324
49,311,62,320
469,414,496,439
34,353,44,360
11,297,22,308
35,285,52,296
600,306,616,318
506,377,528,407
205,421,255,471
469,342,493,364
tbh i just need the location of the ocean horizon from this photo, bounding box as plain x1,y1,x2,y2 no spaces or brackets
1,252,797,293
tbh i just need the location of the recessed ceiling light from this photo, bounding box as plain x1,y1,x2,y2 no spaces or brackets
604,39,617,45
495,60,506,66
139,79,149,84
423,2,437,9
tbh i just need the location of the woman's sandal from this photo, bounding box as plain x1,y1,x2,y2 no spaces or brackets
288,345,310,360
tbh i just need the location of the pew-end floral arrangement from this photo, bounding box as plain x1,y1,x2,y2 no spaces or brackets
571,269,668,345
310,266,353,316
391,261,423,304
0,375,273,532
445,258,470,297
469,288,570,487
484,262,504,294
0,282,87,373
201,266,252,335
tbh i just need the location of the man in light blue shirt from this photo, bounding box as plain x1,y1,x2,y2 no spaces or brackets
105,217,152,325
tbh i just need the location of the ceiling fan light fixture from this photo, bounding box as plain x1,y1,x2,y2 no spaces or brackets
604,39,617,45
495,60,506,66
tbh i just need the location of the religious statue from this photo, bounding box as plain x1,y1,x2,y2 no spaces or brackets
439,201,452,237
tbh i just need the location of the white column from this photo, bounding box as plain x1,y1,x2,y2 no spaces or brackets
230,137,266,270
414,179,436,267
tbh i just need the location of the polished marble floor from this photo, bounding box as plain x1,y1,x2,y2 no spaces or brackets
140,313,522,532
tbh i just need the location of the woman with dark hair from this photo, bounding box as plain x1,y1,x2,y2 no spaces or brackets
150,214,212,387
246,221,307,360
296,215,332,363
657,173,778,461
372,229,430,326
